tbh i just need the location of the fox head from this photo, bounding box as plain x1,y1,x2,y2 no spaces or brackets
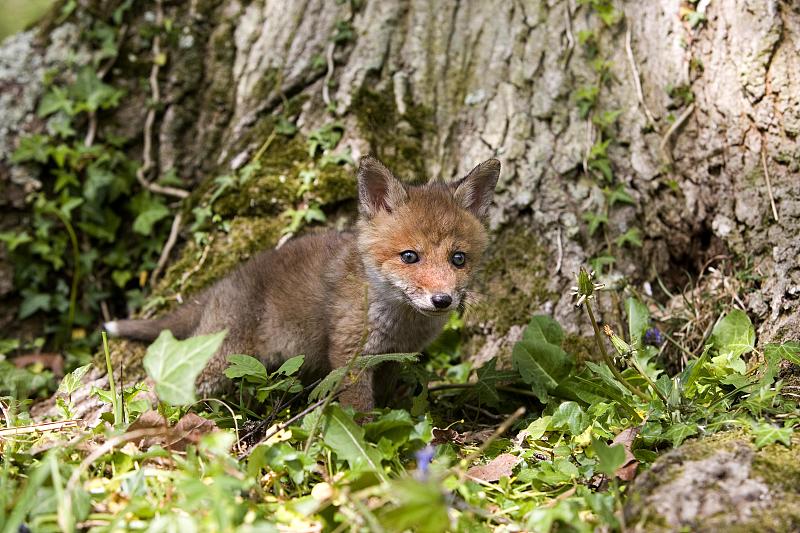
356,156,501,316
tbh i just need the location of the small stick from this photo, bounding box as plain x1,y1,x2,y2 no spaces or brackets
624,23,657,129
760,147,779,222
562,1,575,68
659,103,695,163
322,41,336,107
460,406,526,467
553,227,563,275
0,420,80,438
150,212,183,286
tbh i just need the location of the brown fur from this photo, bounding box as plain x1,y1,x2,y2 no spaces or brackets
107,157,500,411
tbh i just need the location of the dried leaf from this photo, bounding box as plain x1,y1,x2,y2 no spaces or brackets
431,427,464,445
612,426,640,481
167,413,219,451
466,453,521,482
128,410,169,449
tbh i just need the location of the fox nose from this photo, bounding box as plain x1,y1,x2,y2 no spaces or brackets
431,293,453,309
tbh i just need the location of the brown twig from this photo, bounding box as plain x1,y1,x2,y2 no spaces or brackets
624,23,657,129
659,103,695,163
150,211,183,286
760,146,779,222
0,419,81,438
135,0,188,200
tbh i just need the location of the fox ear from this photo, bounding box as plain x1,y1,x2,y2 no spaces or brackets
358,156,408,217
451,159,501,219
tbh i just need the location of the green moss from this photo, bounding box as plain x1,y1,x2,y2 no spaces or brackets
563,334,598,364
351,87,435,180
465,224,555,337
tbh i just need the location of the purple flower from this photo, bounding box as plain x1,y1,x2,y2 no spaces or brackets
644,327,664,347
414,445,435,479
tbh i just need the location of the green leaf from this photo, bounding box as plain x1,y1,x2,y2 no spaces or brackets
19,293,51,319
57,364,92,396
615,228,642,248
512,316,574,404
132,201,170,235
321,405,387,481
582,211,608,236
309,353,418,402
710,310,755,374
224,354,268,384
711,310,755,358
591,438,626,477
764,341,800,367
471,358,518,407
662,421,698,447
550,401,589,435
0,231,32,251
275,354,305,376
750,421,793,449
626,297,650,348
143,330,227,406
11,134,51,164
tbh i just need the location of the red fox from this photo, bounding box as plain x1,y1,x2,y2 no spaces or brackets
105,156,500,411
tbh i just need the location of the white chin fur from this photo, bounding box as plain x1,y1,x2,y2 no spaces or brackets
104,321,119,336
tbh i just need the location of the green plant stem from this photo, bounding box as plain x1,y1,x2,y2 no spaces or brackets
46,207,80,340
584,301,649,402
101,331,121,427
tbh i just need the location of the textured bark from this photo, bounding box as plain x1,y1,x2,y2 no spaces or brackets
1,1,799,430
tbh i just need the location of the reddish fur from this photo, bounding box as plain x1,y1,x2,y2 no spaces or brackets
107,157,500,412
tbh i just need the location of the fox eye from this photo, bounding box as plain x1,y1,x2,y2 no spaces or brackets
400,250,419,264
451,252,466,267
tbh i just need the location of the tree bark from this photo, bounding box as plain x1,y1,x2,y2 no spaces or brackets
1,0,798,431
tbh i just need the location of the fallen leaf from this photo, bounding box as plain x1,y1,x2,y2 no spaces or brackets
431,427,464,445
612,426,641,481
13,353,65,377
128,410,169,449
466,453,521,482
167,412,219,451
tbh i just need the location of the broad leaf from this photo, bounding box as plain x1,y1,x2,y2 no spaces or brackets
626,297,649,348
710,309,755,366
513,316,574,403
750,421,793,449
550,401,589,436
764,341,800,367
591,438,626,477
275,354,305,376
57,364,92,396
321,405,387,481
143,330,227,406
224,354,268,384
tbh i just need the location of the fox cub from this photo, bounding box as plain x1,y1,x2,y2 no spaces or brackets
106,156,500,411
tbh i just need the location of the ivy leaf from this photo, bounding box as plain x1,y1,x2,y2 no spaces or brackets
512,316,574,404
662,421,698,447
750,421,793,449
605,184,635,207
143,330,227,406
224,354,268,385
591,438,626,477
0,231,32,251
132,200,170,235
57,364,92,396
764,341,800,367
582,212,608,236
321,405,387,481
550,401,589,435
11,134,51,164
615,228,642,248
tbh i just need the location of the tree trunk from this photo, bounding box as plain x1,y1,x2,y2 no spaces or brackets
2,0,799,513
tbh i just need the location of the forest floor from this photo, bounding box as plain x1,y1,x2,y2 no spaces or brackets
2,267,799,532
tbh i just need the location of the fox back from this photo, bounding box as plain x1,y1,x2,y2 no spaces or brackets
106,156,501,411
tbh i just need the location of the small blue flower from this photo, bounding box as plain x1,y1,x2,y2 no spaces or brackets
644,327,664,347
414,445,435,479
